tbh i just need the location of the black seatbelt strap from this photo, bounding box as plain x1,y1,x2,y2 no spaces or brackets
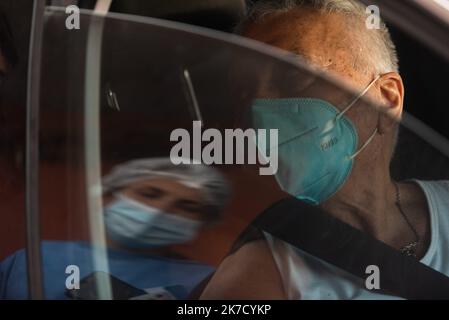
251,197,449,300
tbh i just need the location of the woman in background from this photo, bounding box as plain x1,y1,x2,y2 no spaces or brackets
0,158,231,300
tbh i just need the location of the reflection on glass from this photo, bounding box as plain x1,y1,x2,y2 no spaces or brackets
102,157,230,249
0,158,230,300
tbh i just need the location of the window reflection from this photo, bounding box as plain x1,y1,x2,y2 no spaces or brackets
0,158,230,300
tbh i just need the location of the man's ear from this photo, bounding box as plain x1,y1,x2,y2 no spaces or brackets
377,72,404,135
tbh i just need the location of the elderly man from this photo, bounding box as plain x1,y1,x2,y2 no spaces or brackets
200,0,449,299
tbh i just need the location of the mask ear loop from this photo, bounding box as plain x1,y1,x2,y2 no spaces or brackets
349,128,378,160
336,75,381,121
333,75,382,160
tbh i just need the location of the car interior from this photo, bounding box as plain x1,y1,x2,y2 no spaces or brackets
1,0,449,299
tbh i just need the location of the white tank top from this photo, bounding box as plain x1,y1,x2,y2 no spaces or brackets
263,180,449,299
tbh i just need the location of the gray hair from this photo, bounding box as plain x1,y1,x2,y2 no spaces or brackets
237,0,399,74
102,158,231,221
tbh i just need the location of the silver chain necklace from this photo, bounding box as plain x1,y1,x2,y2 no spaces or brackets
393,182,420,258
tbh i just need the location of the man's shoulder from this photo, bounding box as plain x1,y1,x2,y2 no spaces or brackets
435,180,449,191
427,180,449,188
416,179,449,197
414,180,449,219
200,238,285,299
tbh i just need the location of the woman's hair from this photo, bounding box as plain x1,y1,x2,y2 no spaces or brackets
102,158,232,222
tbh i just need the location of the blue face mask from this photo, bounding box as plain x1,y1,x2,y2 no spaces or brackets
251,77,380,205
104,194,203,248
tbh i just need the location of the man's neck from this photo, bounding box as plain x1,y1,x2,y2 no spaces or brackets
320,169,396,240
319,166,430,258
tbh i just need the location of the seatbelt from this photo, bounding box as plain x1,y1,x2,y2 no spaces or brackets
251,197,449,300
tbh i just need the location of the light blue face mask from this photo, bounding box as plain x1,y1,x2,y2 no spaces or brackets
104,194,203,248
251,76,380,205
